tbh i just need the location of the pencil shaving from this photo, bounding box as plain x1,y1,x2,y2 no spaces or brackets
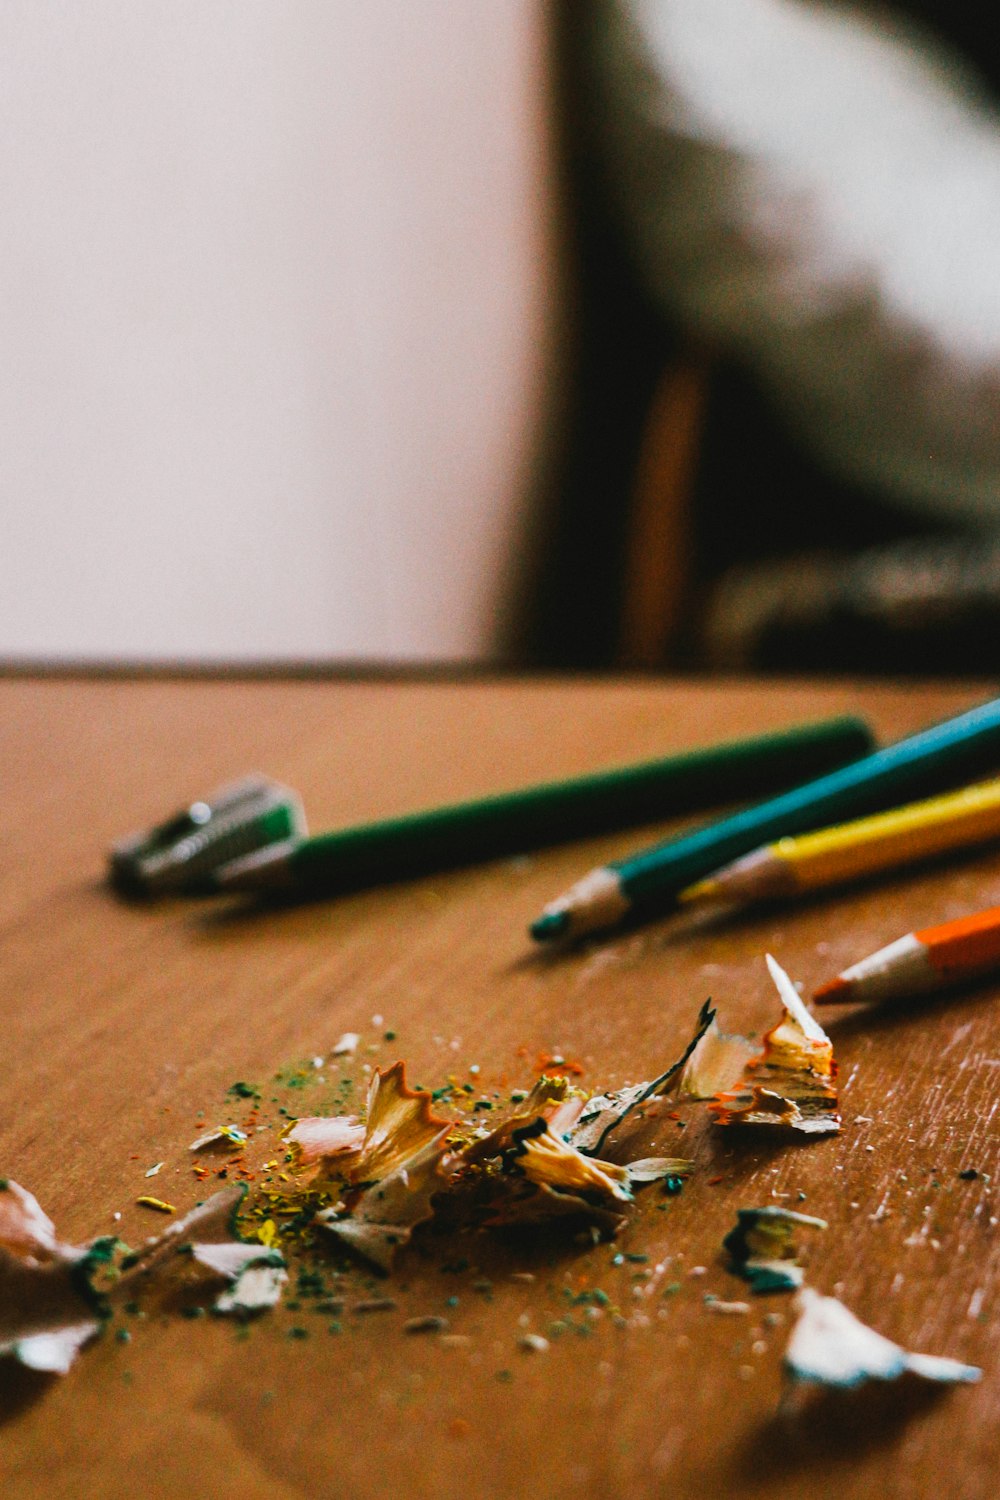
676,1018,757,1101
624,1157,694,1185
567,1000,717,1155
285,1114,366,1167
350,1061,453,1185
213,1260,287,1314
118,1185,287,1317
480,1180,629,1239
508,1118,633,1202
723,1206,827,1294
462,1074,579,1163
784,1288,981,1391
709,957,839,1133
301,1053,690,1272
188,1124,248,1152
121,1186,245,1273
297,969,836,1276
0,1180,102,1374
316,1130,452,1274
0,1271,99,1375
0,1178,71,1260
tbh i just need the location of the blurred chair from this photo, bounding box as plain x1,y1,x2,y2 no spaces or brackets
537,0,1000,678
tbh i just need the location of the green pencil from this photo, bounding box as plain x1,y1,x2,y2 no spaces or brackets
530,694,1000,943
211,715,872,894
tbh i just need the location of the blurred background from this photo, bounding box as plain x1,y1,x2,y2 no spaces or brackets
3,1,1000,675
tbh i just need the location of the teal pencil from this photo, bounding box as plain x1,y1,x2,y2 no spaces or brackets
530,695,1000,942
211,716,872,894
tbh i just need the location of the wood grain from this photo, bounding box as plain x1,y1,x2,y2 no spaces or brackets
2,673,999,1500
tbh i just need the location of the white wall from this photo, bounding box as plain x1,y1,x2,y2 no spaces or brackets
0,2,558,663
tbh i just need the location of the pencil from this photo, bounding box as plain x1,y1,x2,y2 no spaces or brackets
678,776,1000,909
210,715,872,894
530,695,1000,943
814,905,1000,1005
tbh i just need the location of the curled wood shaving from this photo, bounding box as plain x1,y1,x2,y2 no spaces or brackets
708,957,839,1134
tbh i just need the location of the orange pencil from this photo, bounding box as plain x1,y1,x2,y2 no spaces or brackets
814,904,1000,1005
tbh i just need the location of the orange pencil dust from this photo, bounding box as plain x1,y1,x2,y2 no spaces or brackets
814,903,1000,1005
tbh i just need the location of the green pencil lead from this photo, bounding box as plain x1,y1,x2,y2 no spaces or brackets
530,910,568,941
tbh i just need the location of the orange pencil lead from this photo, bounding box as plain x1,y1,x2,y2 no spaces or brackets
813,975,854,1004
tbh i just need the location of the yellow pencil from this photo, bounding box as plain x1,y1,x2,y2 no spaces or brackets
679,776,1000,907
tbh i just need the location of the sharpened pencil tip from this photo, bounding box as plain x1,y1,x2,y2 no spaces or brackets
530,909,569,942
813,975,852,1004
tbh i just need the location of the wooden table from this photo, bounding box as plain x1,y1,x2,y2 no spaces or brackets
2,673,998,1500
